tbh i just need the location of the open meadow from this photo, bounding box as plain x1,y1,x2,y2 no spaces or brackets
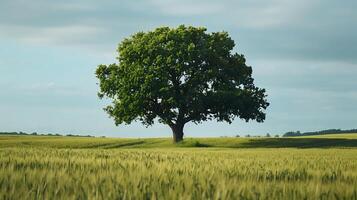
1,134,357,199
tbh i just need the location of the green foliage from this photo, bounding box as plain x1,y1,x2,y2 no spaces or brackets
96,25,269,140
0,139,356,199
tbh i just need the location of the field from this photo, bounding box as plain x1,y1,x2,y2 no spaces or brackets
1,134,357,199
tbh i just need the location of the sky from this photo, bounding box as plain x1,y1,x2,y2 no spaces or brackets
0,0,356,137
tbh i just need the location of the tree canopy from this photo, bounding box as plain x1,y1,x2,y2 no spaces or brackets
96,25,269,142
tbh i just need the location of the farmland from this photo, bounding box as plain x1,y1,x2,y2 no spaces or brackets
1,134,357,199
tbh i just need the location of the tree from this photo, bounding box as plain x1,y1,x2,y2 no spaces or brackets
96,25,269,143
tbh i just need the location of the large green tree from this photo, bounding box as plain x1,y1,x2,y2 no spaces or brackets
96,25,269,142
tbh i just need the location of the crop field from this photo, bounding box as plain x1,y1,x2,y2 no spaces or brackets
1,134,357,199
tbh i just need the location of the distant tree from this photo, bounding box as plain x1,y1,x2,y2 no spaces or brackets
266,133,271,137
245,134,251,138
283,131,301,137
31,132,37,135
236,134,240,137
96,25,269,143
274,134,279,138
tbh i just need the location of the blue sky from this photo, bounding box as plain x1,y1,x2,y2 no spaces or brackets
1,0,356,137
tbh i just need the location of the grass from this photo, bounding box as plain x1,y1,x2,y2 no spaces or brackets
0,133,357,199
1,133,357,149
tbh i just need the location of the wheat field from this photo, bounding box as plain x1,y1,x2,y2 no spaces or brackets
0,135,357,199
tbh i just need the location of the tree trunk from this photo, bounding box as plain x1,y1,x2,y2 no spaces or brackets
170,123,184,143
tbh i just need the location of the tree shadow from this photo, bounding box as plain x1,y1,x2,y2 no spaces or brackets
104,141,146,149
239,138,357,148
176,140,212,148
84,141,145,149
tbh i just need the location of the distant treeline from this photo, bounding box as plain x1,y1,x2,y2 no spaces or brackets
234,133,280,138
283,129,357,137
0,131,94,137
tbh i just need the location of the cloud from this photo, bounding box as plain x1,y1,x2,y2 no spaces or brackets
23,82,56,91
0,25,104,46
1,0,357,63
148,0,225,16
148,0,316,28
0,0,152,49
252,59,357,94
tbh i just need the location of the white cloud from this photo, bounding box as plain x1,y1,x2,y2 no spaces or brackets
0,25,104,46
10,82,92,97
149,0,225,16
236,0,316,29
15,82,56,92
148,0,317,28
